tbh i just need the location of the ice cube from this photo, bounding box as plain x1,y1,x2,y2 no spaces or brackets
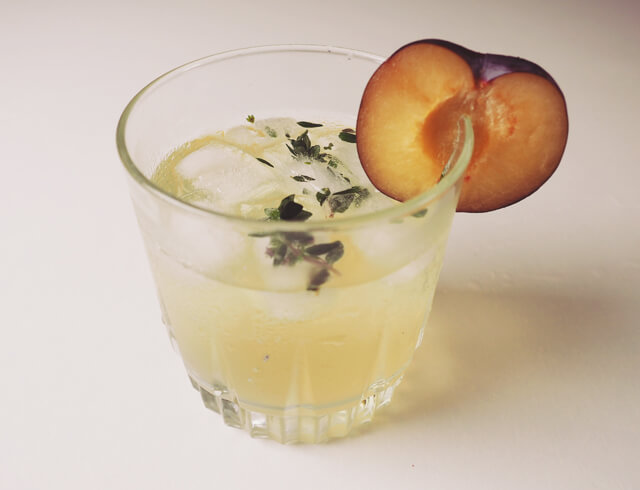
223,125,273,151
177,141,288,214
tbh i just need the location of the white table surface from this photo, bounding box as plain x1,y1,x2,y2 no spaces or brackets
2,0,639,488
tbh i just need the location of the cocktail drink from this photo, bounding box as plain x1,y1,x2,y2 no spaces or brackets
117,46,474,443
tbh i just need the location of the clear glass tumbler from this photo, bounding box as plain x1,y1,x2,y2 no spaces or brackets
116,45,473,443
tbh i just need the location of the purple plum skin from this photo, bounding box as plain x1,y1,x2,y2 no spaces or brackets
396,39,562,90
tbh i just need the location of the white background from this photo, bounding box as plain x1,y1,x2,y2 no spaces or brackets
2,0,639,488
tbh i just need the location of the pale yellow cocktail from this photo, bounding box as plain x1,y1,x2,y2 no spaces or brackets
117,46,473,443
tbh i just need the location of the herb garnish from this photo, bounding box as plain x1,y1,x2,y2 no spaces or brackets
297,121,323,128
328,186,370,214
308,269,331,291
263,233,343,290
306,241,344,264
412,209,428,218
286,130,328,162
256,157,274,168
246,114,255,123
264,195,312,221
252,195,346,291
245,122,376,291
338,128,356,143
315,187,331,206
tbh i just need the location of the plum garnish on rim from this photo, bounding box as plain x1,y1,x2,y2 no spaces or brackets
356,39,569,212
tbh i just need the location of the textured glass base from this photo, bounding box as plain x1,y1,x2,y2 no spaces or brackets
188,374,403,443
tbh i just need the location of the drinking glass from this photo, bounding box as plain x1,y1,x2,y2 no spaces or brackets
116,45,473,443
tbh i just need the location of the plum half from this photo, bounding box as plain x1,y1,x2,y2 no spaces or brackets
356,40,569,212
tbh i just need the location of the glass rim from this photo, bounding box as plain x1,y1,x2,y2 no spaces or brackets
116,44,474,231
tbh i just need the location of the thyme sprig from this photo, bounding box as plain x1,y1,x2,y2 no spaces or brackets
254,195,344,290
264,233,344,291
286,130,328,162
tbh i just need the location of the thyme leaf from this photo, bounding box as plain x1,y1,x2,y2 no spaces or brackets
264,195,312,221
306,241,344,264
308,269,330,291
292,175,316,182
316,187,331,206
328,186,370,213
297,121,323,128
256,157,274,168
338,129,356,143
246,114,255,123
325,244,345,264
328,193,355,213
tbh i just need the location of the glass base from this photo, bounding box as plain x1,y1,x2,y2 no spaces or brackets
188,374,403,444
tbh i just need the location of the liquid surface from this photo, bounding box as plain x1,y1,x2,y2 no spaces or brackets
151,117,396,220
